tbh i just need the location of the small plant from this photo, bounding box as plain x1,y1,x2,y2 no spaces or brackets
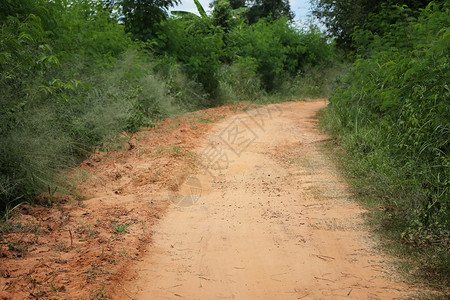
85,263,104,282
118,250,129,258
78,222,100,239
50,283,66,296
47,186,58,207
90,286,106,300
113,221,131,234
172,145,182,156
1,219,43,235
114,186,123,194
148,176,158,183
56,241,68,252
8,242,28,257
198,117,212,123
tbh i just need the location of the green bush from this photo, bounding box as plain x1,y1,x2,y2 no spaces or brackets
0,2,180,213
279,62,351,99
158,17,225,103
217,56,264,102
235,19,334,91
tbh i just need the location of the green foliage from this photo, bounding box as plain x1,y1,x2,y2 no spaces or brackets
0,0,55,26
245,0,294,24
218,56,264,102
0,1,182,213
153,56,209,110
158,17,224,100
113,220,132,234
215,0,294,24
164,1,334,99
212,0,234,31
193,0,208,19
323,1,449,284
120,0,180,40
280,62,351,99
236,19,334,90
312,0,435,51
52,1,130,61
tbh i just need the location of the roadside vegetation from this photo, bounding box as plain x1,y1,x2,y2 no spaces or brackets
319,0,449,291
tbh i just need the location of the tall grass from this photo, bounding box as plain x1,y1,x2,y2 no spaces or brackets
0,48,206,213
320,2,449,288
278,62,351,100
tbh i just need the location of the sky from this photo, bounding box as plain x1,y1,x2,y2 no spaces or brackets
170,0,315,24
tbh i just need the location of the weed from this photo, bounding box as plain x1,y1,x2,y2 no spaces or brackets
69,168,90,187
56,241,68,252
114,186,123,195
90,286,107,300
1,219,43,235
119,250,129,258
47,186,58,207
113,221,132,235
154,145,168,156
148,176,158,183
172,145,182,156
85,263,104,282
317,4,450,288
319,136,450,289
49,281,66,296
78,222,100,239
8,242,28,257
198,117,213,123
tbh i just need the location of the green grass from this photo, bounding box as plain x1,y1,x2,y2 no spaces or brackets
319,109,450,292
277,62,352,100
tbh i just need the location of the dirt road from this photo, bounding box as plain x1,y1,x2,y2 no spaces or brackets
120,100,410,299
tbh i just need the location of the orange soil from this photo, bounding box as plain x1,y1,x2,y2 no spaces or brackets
0,104,254,299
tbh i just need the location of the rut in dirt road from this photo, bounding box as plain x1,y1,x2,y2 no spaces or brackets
119,100,412,299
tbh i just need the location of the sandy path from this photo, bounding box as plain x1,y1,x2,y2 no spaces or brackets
120,100,410,299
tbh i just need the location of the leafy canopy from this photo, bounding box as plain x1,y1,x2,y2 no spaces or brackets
119,0,181,40
311,0,438,51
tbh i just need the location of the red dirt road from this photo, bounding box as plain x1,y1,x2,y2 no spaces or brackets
118,100,412,299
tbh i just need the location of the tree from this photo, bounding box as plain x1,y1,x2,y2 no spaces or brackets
119,0,180,40
229,0,246,10
214,0,294,24
245,0,294,23
311,0,437,51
